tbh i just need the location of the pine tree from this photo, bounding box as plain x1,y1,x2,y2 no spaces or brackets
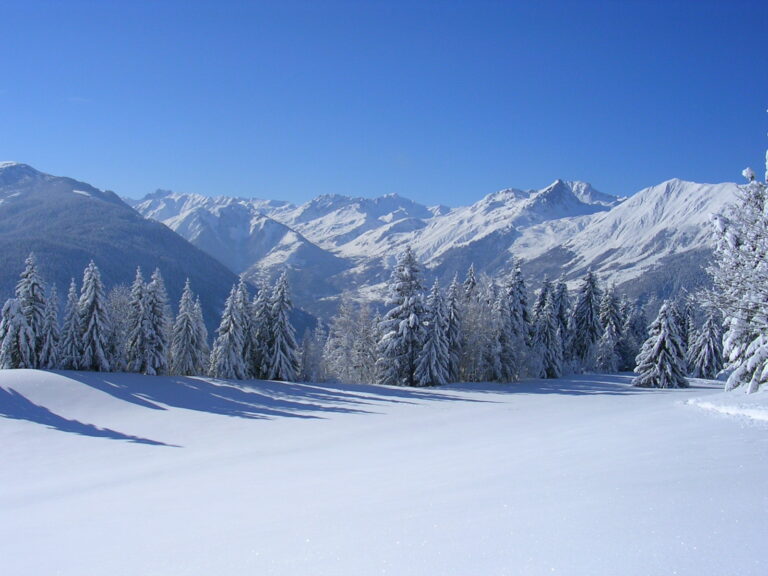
444,275,463,382
687,311,724,379
248,282,272,379
267,271,300,382
0,298,34,369
143,268,170,375
209,285,248,380
596,321,621,373
105,284,132,371
170,279,208,376
552,277,571,345
234,279,253,377
617,299,647,371
39,284,60,369
59,279,82,370
15,253,47,367
377,246,426,386
599,284,623,335
193,297,210,371
78,261,111,372
568,270,603,370
415,279,450,386
633,301,688,389
494,260,531,381
709,168,768,392
125,268,150,373
531,286,563,379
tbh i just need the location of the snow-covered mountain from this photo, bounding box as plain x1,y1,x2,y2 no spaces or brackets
133,179,631,314
525,178,740,299
0,163,240,328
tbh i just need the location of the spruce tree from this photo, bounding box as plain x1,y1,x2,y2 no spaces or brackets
633,301,688,389
267,271,300,382
78,261,111,372
249,282,272,379
0,298,34,369
531,287,563,379
125,268,150,373
687,311,724,379
444,274,463,382
209,285,248,380
143,268,170,375
568,270,603,370
415,279,450,386
193,297,210,371
377,246,426,386
59,279,82,370
15,253,47,367
709,168,768,392
170,279,207,376
39,284,60,369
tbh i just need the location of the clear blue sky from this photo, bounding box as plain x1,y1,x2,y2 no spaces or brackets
1,0,766,205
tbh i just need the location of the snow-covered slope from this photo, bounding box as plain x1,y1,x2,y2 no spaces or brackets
0,163,239,328
524,179,740,295
2,369,766,575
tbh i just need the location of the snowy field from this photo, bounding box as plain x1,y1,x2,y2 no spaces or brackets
2,369,766,576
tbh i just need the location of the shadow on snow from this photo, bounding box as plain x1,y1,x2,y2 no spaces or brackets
0,386,174,446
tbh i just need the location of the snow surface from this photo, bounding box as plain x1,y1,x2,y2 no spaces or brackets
2,370,766,576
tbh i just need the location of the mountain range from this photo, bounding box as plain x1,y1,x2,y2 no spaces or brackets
132,176,739,316
0,161,740,323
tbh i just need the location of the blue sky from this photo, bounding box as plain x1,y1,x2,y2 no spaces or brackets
1,0,766,205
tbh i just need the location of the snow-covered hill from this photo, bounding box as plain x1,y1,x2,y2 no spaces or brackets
2,369,766,575
0,163,240,328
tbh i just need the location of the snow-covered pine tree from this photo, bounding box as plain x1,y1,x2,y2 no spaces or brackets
709,165,768,392
59,279,81,370
248,282,272,379
633,301,688,389
595,284,623,373
463,263,477,301
78,261,111,372
39,284,60,369
445,274,463,382
125,268,150,373
617,299,647,371
531,284,563,379
15,253,47,367
170,279,207,376
596,321,621,373
568,270,603,371
209,285,248,380
0,298,34,369
552,277,571,346
143,268,170,375
105,284,131,371
458,267,482,381
377,246,427,386
234,279,253,377
415,279,450,386
599,284,623,335
193,296,210,371
497,259,531,381
687,311,724,379
267,271,300,382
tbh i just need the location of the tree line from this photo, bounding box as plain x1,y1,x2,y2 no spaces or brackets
301,248,724,389
0,256,300,381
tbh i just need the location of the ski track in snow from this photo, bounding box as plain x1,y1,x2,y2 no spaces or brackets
1,369,766,576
